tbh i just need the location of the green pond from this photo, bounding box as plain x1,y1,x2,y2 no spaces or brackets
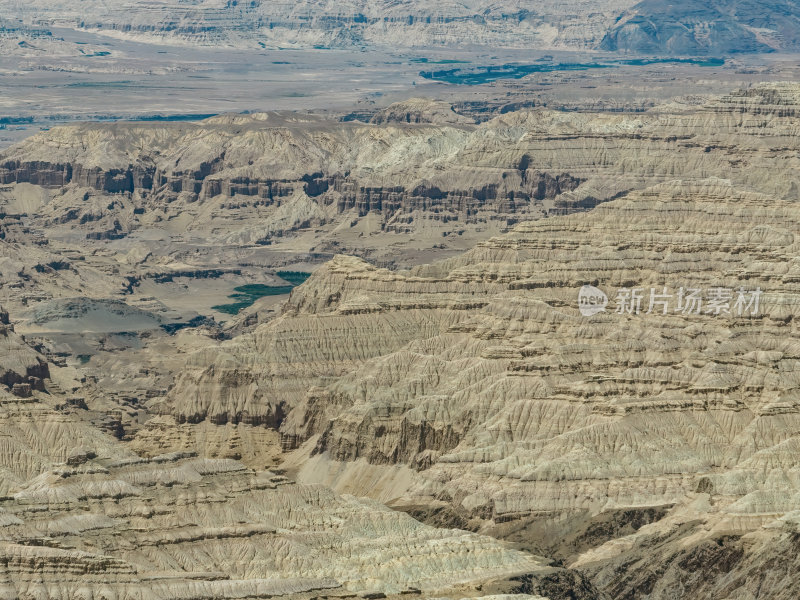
213,272,311,315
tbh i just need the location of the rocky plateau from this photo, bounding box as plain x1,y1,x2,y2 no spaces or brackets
3,0,800,55
5,81,800,598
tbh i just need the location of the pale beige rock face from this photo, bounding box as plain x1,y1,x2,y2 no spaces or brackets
155,174,800,596
128,415,284,469
0,451,544,599
0,332,548,599
289,179,800,511
0,322,133,494
10,85,800,598
7,84,800,281
370,99,475,126
0,0,638,50
4,83,800,331
0,310,548,600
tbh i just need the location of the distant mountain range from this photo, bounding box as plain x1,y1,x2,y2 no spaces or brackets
2,0,800,55
601,0,800,54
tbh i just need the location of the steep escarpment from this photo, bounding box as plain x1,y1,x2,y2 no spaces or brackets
0,306,551,598
1,161,579,226
0,112,587,253
0,312,133,493
0,307,48,396
7,0,800,55
150,255,485,431
1,0,638,51
9,84,800,270
370,99,475,125
156,174,800,598
10,84,800,597
7,0,800,57
0,450,548,599
601,0,800,55
296,178,800,495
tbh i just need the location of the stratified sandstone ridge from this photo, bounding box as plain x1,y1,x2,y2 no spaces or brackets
369,99,474,126
0,313,131,494
4,0,800,54
0,0,636,51
0,449,545,599
0,109,584,270
7,83,800,280
157,174,800,598
0,310,549,599
8,84,800,598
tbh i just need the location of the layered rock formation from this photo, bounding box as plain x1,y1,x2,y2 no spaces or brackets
0,20,114,57
0,307,550,599
1,0,637,51
369,99,475,126
0,317,131,494
154,173,800,597
0,306,48,396
0,110,584,261
5,0,800,54
8,83,800,287
601,0,800,55
8,84,800,597
0,451,546,599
